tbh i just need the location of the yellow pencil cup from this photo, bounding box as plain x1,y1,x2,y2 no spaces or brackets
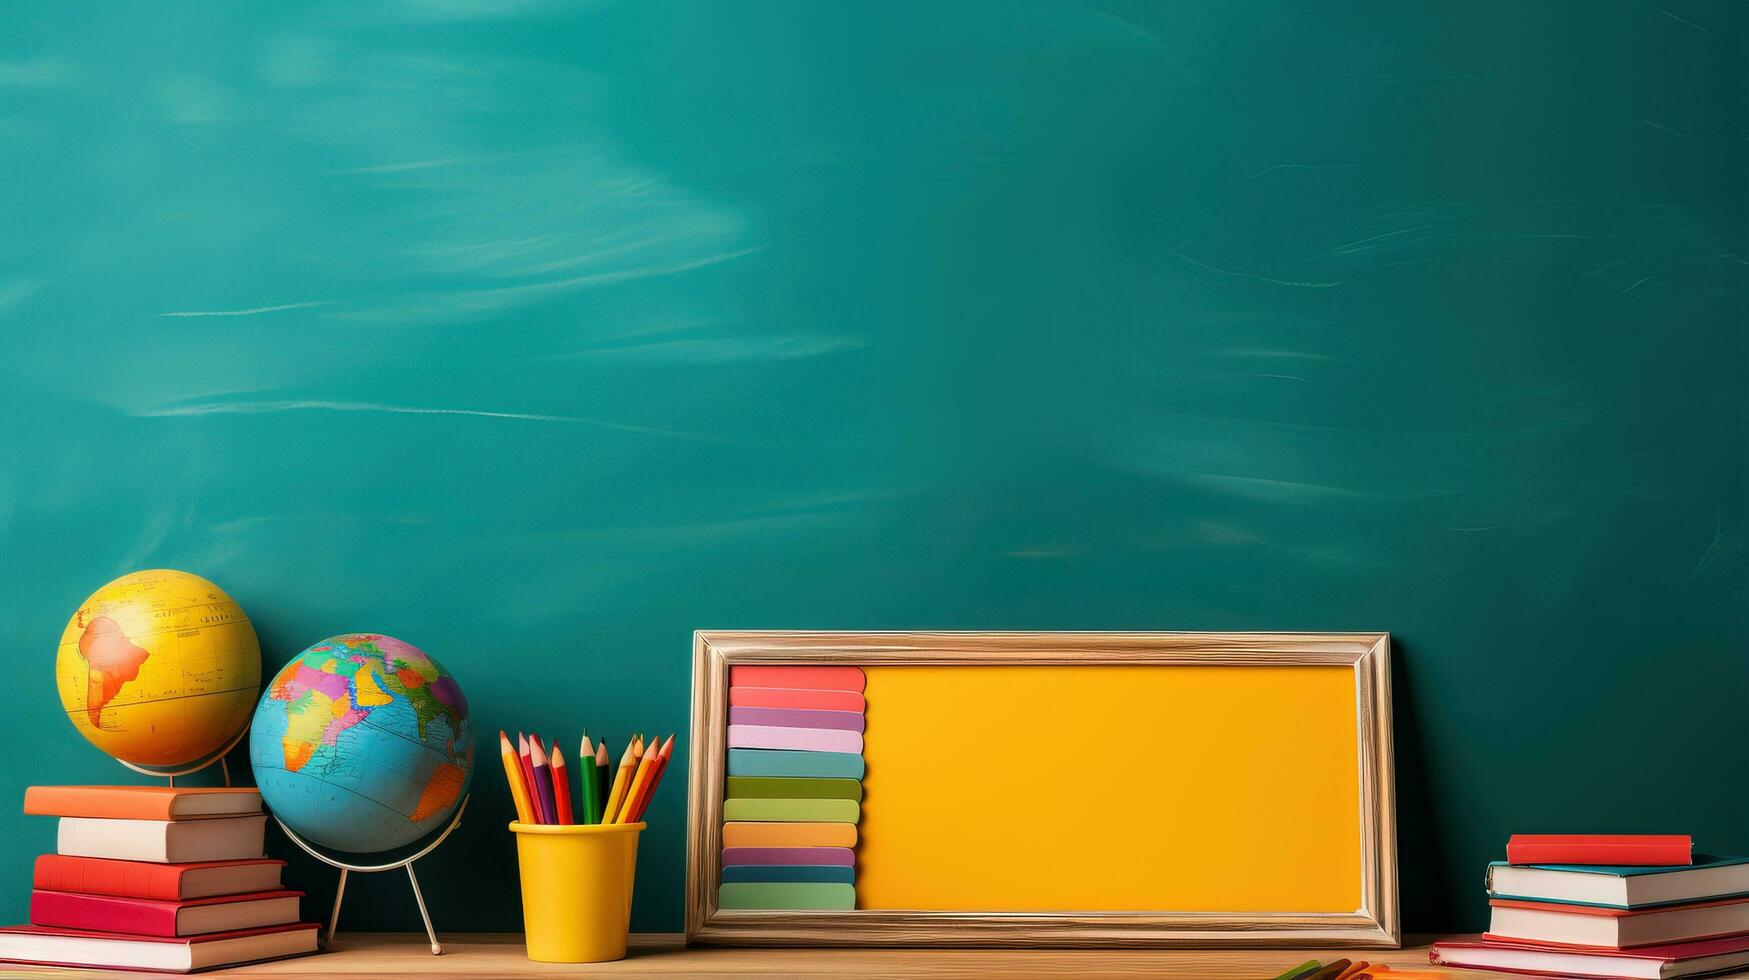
511,821,643,963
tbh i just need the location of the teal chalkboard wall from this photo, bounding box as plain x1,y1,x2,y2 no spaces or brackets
2,0,1745,935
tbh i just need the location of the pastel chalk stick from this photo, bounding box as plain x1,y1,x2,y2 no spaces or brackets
728,725,862,754
723,821,858,848
730,687,867,712
728,706,865,732
718,882,855,910
727,777,862,801
730,665,865,693
723,798,860,823
728,749,865,779
722,846,855,867
721,864,855,884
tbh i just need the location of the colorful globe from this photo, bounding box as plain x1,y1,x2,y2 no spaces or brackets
56,569,261,771
250,634,473,854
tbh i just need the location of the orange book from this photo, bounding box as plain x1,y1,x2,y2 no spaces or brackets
24,787,262,821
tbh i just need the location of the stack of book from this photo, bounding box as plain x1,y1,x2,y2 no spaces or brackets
0,786,319,973
1433,835,1749,979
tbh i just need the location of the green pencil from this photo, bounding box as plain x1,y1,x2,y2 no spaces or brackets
579,733,600,824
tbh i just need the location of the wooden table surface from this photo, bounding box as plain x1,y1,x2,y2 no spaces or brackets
0,933,1562,979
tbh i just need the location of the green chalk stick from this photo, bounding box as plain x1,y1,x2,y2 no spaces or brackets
722,798,860,823
727,776,863,800
728,749,865,779
722,865,855,884
1272,960,1321,980
718,882,856,910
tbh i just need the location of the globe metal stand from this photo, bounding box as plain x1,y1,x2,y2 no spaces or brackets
115,725,249,786
272,795,468,956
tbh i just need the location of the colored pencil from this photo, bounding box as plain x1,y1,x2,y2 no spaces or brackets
594,741,610,823
601,740,638,824
497,731,534,824
578,734,599,825
516,733,545,824
550,741,574,825
529,737,557,826
614,735,662,824
1299,960,1350,980
628,734,673,822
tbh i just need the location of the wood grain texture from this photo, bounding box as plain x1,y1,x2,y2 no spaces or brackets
685,631,1397,948
141,933,1503,979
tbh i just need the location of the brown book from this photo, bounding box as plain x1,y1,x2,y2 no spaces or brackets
24,786,262,821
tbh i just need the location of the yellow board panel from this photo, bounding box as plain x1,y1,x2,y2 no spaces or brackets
857,665,1362,912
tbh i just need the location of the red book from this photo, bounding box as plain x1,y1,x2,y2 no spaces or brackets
33,855,285,901
0,922,320,974
1432,932,1749,979
1508,834,1693,867
23,786,261,821
29,889,302,938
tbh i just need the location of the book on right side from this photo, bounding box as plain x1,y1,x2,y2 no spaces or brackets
55,815,267,864
1488,895,1749,948
1487,855,1749,909
1508,834,1693,867
1431,933,1749,979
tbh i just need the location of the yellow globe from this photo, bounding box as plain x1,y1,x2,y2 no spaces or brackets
56,569,262,771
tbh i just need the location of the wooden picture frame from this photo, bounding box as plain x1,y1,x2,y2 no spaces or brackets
685,631,1397,948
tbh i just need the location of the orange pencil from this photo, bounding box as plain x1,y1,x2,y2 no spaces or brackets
517,733,545,824
614,735,662,824
600,740,638,824
625,734,669,822
550,740,574,825
497,731,534,824
629,734,674,822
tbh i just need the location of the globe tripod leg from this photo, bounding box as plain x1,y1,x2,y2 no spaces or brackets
406,862,441,955
327,868,348,946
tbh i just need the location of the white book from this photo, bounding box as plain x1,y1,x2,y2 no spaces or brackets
57,815,267,864
1491,897,1749,948
0,922,318,973
1487,856,1749,908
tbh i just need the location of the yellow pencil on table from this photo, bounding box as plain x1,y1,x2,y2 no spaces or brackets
497,730,534,824
601,740,638,824
613,734,661,823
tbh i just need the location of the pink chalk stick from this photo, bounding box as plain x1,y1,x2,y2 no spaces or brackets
730,665,866,692
729,687,867,712
723,846,855,867
727,725,863,754
729,707,865,732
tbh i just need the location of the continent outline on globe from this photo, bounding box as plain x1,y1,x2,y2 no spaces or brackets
250,633,474,855
56,569,262,770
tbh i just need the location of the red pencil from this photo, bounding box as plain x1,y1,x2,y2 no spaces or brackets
517,733,545,823
629,734,674,822
550,739,574,825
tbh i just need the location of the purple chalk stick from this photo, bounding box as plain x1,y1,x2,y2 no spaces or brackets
728,706,865,732
723,846,855,867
